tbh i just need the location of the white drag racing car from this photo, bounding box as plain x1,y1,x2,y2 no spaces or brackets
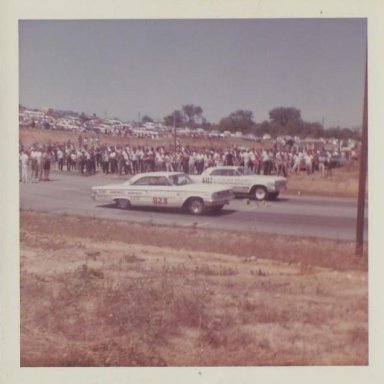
91,172,234,215
191,166,287,201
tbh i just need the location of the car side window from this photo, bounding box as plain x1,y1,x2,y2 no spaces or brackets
151,176,170,186
132,176,152,186
210,169,223,176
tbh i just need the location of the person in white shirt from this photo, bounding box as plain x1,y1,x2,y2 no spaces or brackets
36,148,44,181
243,150,251,169
261,150,270,175
291,152,303,174
20,150,29,183
57,148,64,171
304,151,313,175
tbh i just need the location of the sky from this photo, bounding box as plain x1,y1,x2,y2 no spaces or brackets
19,19,366,128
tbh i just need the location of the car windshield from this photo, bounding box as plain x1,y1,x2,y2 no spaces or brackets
236,167,253,176
169,173,193,186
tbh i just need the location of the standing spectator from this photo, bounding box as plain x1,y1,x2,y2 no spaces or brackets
57,147,64,171
224,150,234,166
291,152,302,175
36,147,43,181
122,148,131,174
304,151,313,175
243,150,251,169
70,151,77,171
42,149,52,180
117,147,124,175
318,150,327,174
165,152,173,172
30,147,39,181
195,152,204,174
20,150,29,183
261,149,270,175
188,152,196,174
109,148,117,173
102,149,109,174
95,147,102,170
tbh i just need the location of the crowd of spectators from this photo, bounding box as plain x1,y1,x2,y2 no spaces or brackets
19,135,355,183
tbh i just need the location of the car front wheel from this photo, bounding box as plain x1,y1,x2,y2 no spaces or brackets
115,198,130,209
252,186,268,201
188,198,205,215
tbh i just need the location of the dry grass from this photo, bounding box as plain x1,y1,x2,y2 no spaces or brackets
287,165,360,198
20,211,368,366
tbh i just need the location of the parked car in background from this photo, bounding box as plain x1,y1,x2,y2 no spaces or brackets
91,172,235,215
191,166,287,201
328,155,349,168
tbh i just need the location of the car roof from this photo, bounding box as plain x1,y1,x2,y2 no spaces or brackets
206,166,242,170
128,172,185,181
134,172,184,177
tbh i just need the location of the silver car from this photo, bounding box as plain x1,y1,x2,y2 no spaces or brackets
91,172,235,215
192,166,287,201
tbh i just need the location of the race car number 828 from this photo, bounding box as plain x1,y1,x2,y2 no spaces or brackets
153,197,168,205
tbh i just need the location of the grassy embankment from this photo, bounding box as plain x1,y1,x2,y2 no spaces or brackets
20,211,368,366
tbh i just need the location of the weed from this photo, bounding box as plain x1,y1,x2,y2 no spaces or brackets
20,211,368,366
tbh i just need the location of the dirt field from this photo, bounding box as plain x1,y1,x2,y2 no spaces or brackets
20,210,368,366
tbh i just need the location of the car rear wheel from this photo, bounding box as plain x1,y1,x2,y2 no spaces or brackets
115,198,130,209
252,186,268,201
188,198,205,215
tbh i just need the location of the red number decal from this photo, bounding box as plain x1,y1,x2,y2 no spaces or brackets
153,197,168,205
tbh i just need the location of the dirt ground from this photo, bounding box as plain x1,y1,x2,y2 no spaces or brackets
20,210,368,366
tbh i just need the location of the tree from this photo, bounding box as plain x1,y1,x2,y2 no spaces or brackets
218,109,255,133
182,104,204,127
141,115,154,124
163,110,184,128
269,107,301,126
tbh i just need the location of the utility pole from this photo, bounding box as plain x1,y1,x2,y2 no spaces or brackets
174,111,177,152
355,48,368,257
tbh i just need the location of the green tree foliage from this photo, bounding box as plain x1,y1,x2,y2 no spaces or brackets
255,106,361,140
182,104,204,127
163,110,184,128
269,107,301,126
141,115,154,124
218,109,256,134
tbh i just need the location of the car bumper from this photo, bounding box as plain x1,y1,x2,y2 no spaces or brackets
205,192,235,206
266,182,287,193
205,199,232,207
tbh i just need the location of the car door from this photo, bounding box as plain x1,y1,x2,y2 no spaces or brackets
208,168,244,193
223,169,247,193
128,176,154,206
203,168,226,185
147,176,179,208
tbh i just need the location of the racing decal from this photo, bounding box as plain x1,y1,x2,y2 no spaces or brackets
98,190,142,196
202,177,212,184
153,197,168,206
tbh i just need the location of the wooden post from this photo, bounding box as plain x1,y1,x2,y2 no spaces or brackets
355,49,368,256
174,111,177,152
